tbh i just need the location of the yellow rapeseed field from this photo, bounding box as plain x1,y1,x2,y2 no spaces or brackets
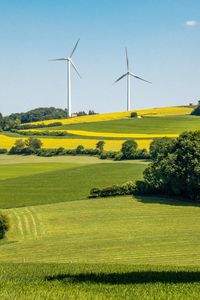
0,134,152,151
27,106,194,126
66,130,178,139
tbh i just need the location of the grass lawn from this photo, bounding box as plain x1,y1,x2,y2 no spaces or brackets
1,263,200,299
0,160,146,208
47,115,200,134
0,155,200,299
2,196,200,265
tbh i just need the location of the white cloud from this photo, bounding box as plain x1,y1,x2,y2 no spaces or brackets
185,20,199,27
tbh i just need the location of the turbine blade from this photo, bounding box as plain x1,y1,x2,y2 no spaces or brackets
114,73,128,83
130,72,152,84
48,58,67,61
70,38,80,58
71,60,82,78
125,48,129,71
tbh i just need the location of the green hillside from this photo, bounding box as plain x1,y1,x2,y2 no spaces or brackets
0,159,145,208
45,115,200,134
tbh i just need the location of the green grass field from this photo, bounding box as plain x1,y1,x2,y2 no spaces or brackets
44,115,200,134
1,120,200,299
1,264,200,300
0,159,145,208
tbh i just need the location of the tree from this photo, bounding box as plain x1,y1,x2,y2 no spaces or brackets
9,107,68,123
130,111,138,118
25,138,42,152
191,105,200,116
136,131,200,200
121,140,138,159
76,145,84,154
96,141,105,152
149,137,175,160
9,139,26,154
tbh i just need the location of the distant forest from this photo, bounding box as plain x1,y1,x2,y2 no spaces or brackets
0,107,97,131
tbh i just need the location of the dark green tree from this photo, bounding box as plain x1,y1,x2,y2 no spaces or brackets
121,140,138,159
191,105,200,116
136,131,200,200
76,145,84,154
96,141,105,153
25,138,42,152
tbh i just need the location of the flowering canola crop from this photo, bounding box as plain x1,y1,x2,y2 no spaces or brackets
27,106,194,126
0,134,152,151
66,130,178,139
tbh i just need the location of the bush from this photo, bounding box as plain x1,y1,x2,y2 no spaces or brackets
17,130,67,137
0,149,7,154
130,111,138,118
9,138,42,155
0,214,9,239
99,151,118,160
89,181,135,198
89,188,101,198
135,148,151,159
113,152,123,161
18,122,62,130
36,147,65,157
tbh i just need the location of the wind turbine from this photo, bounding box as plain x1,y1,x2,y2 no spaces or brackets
114,48,152,111
49,39,81,117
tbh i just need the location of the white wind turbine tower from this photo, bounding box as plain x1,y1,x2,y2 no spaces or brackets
114,48,152,111
49,39,81,117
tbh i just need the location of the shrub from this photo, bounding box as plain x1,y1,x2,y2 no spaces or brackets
89,188,101,198
18,122,62,130
99,151,118,160
9,139,26,155
0,149,7,154
0,214,9,239
9,138,42,155
130,111,138,118
17,130,67,136
89,181,135,198
135,148,151,159
113,152,123,161
36,147,65,157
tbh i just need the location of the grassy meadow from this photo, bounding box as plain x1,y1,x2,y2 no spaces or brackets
1,107,200,299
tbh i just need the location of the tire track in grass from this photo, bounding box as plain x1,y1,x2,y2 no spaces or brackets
24,208,38,239
26,207,45,238
11,210,25,240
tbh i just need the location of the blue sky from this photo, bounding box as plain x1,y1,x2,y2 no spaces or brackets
0,0,200,115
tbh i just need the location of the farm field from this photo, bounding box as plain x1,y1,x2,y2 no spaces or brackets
2,107,200,152
0,157,146,208
44,115,200,135
1,264,200,300
1,107,200,299
29,106,194,126
0,133,151,151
